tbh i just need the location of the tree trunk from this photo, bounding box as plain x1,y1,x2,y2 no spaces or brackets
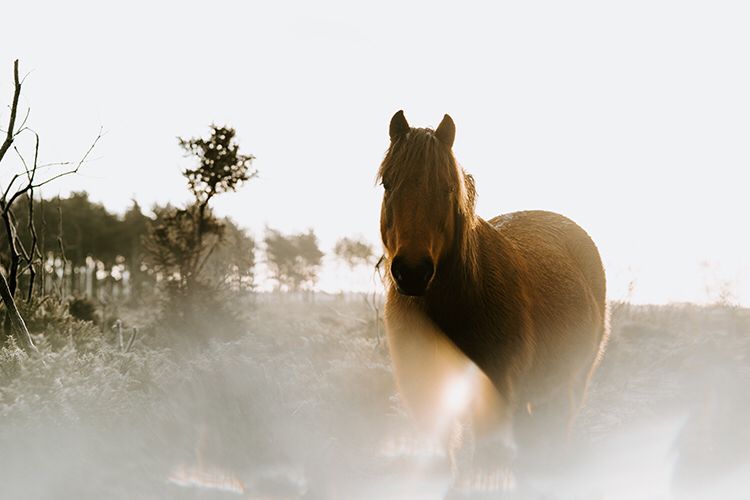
0,269,38,353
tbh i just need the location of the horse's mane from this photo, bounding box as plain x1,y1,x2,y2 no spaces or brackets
378,128,476,221
377,127,478,276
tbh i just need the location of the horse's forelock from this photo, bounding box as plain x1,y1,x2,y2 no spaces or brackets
378,129,472,212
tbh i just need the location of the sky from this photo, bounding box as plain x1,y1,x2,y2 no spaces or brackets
3,0,750,304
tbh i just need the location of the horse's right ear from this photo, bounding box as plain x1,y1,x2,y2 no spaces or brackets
435,114,455,148
389,110,410,142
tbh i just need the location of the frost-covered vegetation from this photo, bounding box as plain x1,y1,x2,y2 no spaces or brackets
0,295,395,499
0,297,747,499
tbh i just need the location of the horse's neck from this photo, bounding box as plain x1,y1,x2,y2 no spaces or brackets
430,216,482,305
431,216,516,309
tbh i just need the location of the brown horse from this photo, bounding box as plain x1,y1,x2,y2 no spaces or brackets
378,110,608,494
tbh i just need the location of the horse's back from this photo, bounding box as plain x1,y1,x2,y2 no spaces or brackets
489,210,605,315
487,210,607,403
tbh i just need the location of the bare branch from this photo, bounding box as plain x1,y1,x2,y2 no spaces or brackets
13,129,39,182
2,172,23,202
0,60,21,164
13,145,29,175
125,327,138,353
0,269,38,354
24,138,42,300
30,126,102,190
114,319,123,350
9,209,31,263
56,199,68,276
13,107,30,136
2,127,102,212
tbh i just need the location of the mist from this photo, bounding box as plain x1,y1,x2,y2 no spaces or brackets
0,297,746,499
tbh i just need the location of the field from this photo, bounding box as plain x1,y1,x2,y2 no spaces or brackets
0,296,748,500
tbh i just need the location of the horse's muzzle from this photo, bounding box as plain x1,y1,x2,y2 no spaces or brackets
391,256,434,296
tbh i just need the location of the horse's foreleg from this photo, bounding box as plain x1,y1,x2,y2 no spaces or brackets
447,394,518,497
447,416,476,488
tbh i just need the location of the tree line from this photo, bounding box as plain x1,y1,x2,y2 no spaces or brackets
0,59,377,344
6,191,375,295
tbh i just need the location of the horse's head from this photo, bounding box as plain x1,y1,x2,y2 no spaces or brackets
377,110,476,296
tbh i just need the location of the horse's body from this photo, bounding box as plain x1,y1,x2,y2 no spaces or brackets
378,111,607,492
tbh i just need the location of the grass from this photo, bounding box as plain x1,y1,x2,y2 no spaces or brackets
0,296,747,499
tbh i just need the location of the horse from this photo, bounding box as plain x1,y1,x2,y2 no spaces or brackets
377,110,608,496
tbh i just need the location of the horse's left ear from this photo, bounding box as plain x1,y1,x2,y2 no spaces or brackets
389,110,410,142
435,114,455,148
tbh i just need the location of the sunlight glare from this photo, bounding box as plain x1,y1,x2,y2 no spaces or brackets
442,366,478,416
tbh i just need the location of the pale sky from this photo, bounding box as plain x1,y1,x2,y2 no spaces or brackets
4,1,750,304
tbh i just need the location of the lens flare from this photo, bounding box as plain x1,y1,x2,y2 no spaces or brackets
167,464,245,494
442,366,479,416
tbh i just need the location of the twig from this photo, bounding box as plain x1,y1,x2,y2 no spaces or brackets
3,127,103,210
125,327,138,353
39,192,46,295
114,319,123,350
13,107,30,135
25,186,40,301
56,198,69,297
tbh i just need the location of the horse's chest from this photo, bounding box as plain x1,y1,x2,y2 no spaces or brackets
385,300,505,438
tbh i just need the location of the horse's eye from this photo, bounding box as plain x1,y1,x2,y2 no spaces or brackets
382,181,391,192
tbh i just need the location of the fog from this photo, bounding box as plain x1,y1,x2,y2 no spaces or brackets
0,298,746,499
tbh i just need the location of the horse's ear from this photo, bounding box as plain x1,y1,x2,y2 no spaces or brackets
389,110,410,142
435,114,455,148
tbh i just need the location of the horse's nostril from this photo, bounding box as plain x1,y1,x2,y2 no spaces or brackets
390,257,405,283
391,256,435,295
416,258,434,282
393,268,403,282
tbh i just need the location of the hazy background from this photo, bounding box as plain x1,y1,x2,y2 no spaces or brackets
4,0,749,303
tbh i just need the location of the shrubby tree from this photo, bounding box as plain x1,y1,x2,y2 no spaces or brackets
334,237,375,269
264,228,324,291
143,204,224,289
145,206,255,291
179,126,256,209
144,125,256,290
142,125,257,337
204,217,256,291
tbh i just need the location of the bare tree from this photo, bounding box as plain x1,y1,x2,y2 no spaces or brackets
0,60,36,350
0,59,100,348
